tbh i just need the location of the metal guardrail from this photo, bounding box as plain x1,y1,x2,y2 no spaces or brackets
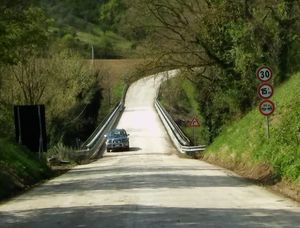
69,102,124,162
70,85,128,162
69,70,205,161
155,99,206,154
155,100,190,146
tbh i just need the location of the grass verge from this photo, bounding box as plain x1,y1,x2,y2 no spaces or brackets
203,73,300,201
159,72,300,201
0,138,52,201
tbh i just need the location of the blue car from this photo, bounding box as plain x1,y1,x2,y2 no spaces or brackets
105,129,130,152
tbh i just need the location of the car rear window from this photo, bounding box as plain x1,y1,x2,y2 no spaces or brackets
108,130,127,138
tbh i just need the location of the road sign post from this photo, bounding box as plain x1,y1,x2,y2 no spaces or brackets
256,65,275,139
267,115,270,139
257,83,273,99
193,126,195,145
189,117,200,145
259,100,275,116
256,66,273,82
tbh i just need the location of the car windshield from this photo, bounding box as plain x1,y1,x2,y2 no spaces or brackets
108,129,127,138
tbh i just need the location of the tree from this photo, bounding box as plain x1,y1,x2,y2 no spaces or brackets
8,58,49,104
126,0,300,141
0,50,99,142
269,0,300,82
0,3,51,65
99,0,125,31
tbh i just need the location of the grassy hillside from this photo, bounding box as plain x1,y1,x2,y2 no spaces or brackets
204,73,300,186
41,0,133,58
0,138,51,200
159,72,300,200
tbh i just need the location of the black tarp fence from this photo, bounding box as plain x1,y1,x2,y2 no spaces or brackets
14,105,47,155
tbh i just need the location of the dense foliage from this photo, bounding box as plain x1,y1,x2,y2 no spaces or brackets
39,0,133,58
127,0,300,142
0,1,105,148
0,1,50,65
0,0,299,199
0,1,132,199
3,0,298,147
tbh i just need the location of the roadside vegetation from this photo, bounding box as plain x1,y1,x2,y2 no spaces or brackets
38,0,136,58
0,1,140,200
1,0,299,201
0,138,51,200
146,0,300,199
203,73,300,200
159,67,300,201
128,0,300,142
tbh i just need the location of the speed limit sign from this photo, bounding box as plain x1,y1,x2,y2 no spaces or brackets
256,66,273,82
259,100,275,116
257,83,273,99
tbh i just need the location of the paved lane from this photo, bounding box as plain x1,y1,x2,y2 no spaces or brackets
0,72,299,228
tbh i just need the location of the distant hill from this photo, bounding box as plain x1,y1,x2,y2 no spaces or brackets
39,0,133,58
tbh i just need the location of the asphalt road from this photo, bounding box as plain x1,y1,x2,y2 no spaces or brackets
1,72,300,228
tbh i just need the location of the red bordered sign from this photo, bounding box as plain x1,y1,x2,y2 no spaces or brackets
257,83,273,99
256,66,273,82
259,100,275,116
189,117,200,127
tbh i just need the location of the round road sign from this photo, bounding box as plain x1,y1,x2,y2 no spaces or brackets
256,66,273,82
259,100,275,116
257,83,273,99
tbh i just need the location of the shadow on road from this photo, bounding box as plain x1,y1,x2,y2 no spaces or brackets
66,165,223,175
128,147,142,152
1,205,299,227
107,147,142,152
22,164,254,197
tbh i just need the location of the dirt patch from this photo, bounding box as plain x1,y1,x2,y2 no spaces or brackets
201,153,300,202
50,164,75,176
236,162,279,185
0,164,74,203
270,180,300,202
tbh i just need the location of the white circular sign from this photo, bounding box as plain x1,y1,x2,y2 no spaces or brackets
257,83,273,99
256,66,273,82
259,100,275,116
